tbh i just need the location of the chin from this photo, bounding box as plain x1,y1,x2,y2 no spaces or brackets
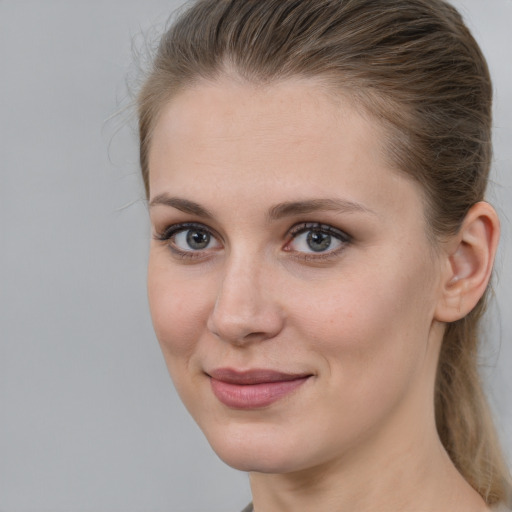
213,444,302,474
201,420,323,474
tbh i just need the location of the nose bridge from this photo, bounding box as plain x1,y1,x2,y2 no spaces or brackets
207,246,283,344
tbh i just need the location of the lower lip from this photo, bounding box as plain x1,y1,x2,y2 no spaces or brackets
209,377,310,409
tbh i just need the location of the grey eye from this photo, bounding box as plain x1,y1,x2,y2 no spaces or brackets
306,231,332,252
287,222,352,256
186,229,211,250
290,229,342,254
173,228,219,251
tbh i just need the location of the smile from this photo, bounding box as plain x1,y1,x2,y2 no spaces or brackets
208,368,312,409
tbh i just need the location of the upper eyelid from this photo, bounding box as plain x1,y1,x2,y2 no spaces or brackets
155,223,221,259
154,221,351,247
155,221,222,242
288,222,351,240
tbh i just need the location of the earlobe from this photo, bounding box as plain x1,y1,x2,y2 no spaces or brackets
434,202,500,323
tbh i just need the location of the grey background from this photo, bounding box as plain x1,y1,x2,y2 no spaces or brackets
0,1,510,511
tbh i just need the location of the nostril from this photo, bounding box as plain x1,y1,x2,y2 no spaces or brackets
207,307,284,345
243,331,273,342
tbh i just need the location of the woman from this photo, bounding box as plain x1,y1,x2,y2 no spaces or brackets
137,0,511,510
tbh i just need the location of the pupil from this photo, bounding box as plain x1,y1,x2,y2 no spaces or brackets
307,231,331,252
187,229,210,249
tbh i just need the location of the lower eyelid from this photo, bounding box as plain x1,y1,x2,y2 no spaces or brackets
165,241,219,262
287,247,346,264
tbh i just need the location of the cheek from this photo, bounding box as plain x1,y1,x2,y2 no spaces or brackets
299,254,438,383
290,265,437,444
147,257,211,361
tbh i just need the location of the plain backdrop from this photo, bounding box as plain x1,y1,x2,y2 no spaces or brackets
0,1,510,511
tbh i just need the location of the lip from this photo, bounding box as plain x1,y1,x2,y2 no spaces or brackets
207,368,312,409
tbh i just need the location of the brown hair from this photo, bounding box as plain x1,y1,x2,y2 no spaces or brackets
137,0,511,504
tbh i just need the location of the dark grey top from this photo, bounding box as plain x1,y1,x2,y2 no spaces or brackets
240,501,512,512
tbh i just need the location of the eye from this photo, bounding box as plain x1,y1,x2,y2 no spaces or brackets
285,223,350,255
175,228,215,251
155,223,221,256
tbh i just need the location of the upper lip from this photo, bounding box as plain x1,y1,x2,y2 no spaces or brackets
207,368,312,385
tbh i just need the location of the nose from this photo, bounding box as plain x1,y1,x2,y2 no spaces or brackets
206,253,285,346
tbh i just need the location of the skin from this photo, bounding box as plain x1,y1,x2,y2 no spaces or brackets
147,77,496,512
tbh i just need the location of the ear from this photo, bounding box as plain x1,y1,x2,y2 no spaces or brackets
434,201,500,323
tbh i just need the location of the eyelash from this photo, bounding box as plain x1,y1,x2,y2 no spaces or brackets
154,222,220,260
154,221,352,261
283,222,351,262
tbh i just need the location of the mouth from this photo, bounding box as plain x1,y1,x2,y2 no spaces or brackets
207,368,313,409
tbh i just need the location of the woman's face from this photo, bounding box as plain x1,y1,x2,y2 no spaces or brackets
147,78,445,474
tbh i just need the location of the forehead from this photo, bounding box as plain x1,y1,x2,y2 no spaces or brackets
153,77,343,136
148,77,422,219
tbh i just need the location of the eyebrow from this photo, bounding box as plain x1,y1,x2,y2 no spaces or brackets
149,194,375,220
149,194,214,219
267,199,376,221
